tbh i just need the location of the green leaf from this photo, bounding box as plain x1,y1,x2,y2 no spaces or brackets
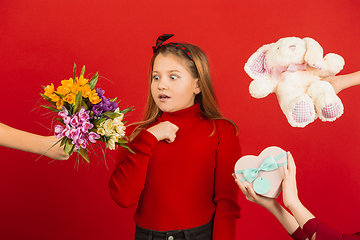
39,93,57,106
64,139,75,155
118,143,135,154
73,91,83,113
116,138,129,144
79,148,89,163
41,105,60,112
120,106,134,114
73,63,77,80
55,118,64,124
88,72,99,89
102,111,121,119
93,117,107,127
60,137,67,147
80,65,86,76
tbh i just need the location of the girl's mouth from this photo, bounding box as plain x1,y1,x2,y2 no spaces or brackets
158,94,170,102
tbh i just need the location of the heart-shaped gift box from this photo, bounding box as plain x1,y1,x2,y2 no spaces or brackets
234,146,287,198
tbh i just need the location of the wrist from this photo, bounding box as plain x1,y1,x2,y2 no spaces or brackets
287,198,302,212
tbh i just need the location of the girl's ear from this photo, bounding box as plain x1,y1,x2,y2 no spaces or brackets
194,79,201,94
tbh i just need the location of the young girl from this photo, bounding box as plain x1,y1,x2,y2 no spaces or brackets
234,153,360,240
109,34,241,240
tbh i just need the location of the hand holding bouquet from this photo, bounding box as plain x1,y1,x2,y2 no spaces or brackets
40,64,133,163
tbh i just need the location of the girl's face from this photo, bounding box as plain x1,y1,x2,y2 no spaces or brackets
151,53,201,113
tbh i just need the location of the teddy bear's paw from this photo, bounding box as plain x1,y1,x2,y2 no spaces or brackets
291,101,314,124
315,92,344,121
306,57,327,71
324,53,345,75
321,103,340,119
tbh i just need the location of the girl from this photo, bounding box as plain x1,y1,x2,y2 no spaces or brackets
234,153,360,240
109,34,241,240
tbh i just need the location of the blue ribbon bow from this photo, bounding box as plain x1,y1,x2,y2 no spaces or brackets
235,152,287,183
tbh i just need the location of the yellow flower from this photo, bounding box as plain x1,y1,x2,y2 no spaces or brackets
56,85,70,95
76,75,88,86
89,89,102,104
56,99,64,109
63,93,76,105
44,83,55,98
61,78,74,88
70,83,80,94
80,84,92,98
50,93,61,102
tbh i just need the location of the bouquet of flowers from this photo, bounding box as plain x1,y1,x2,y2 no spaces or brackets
40,64,133,163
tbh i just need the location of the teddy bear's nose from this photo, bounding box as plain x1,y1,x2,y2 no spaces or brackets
289,45,296,50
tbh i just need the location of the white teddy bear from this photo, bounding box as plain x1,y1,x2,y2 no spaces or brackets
244,37,345,127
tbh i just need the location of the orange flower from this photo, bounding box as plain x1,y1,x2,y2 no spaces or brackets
44,83,55,98
50,94,61,102
56,99,64,109
63,93,76,105
70,83,80,94
80,84,91,98
57,85,70,95
76,75,88,86
61,78,74,88
89,90,102,104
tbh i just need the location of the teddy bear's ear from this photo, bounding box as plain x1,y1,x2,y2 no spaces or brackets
244,43,273,80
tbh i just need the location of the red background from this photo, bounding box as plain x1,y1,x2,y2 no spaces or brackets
1,0,359,239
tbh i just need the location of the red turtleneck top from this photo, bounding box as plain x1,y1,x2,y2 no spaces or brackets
109,104,241,239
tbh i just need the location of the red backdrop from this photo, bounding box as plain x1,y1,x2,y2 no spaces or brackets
1,0,359,239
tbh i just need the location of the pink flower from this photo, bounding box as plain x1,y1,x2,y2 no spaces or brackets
81,121,93,132
70,115,80,127
64,116,71,125
78,107,90,122
58,107,68,118
54,125,65,138
88,132,100,143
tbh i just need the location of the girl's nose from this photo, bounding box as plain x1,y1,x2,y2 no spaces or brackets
157,80,168,90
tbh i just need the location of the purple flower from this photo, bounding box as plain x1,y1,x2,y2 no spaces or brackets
92,103,104,117
96,88,105,98
110,101,118,110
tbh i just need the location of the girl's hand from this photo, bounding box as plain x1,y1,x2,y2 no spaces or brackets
42,136,70,160
233,173,276,210
322,75,342,94
282,152,300,210
147,121,179,143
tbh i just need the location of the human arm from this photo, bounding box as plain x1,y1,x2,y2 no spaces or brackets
212,121,242,240
322,71,360,94
282,152,315,231
0,122,69,160
233,174,301,236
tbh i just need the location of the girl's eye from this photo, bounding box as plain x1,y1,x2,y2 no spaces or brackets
170,75,178,80
152,75,160,81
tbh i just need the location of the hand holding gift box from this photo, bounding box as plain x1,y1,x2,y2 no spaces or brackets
234,146,287,198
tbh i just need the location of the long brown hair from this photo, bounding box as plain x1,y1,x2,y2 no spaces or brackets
129,43,237,141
